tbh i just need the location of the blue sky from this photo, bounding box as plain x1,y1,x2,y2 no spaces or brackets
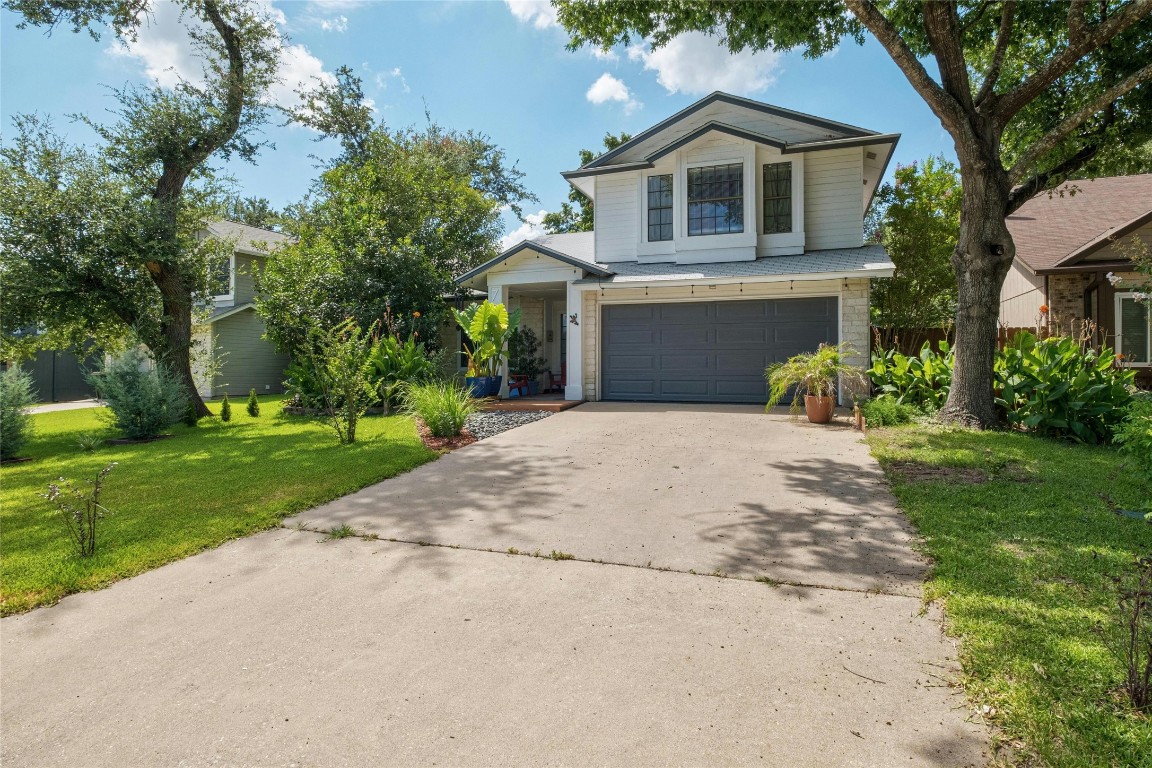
1,0,955,243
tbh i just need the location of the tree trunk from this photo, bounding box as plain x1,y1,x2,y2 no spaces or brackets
939,149,1015,428
153,262,211,418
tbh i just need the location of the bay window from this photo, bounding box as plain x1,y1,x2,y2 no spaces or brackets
687,163,743,236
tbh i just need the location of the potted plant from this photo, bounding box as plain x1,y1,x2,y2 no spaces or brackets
765,343,866,424
508,327,548,396
451,300,522,398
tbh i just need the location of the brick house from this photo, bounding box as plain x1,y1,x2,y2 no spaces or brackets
999,174,1151,383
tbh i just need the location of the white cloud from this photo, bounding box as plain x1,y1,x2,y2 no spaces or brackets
627,31,782,96
585,73,641,114
591,47,618,62
318,15,348,32
501,209,549,250
374,66,410,94
505,0,558,30
107,0,333,111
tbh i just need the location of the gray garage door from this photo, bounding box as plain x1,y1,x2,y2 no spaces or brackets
600,297,839,403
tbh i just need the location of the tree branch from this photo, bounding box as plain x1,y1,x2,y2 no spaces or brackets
974,1,1017,108
996,0,1152,124
922,1,975,113
843,0,968,132
1008,61,1152,184
1007,140,1103,214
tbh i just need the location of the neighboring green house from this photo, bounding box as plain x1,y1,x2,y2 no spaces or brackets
193,220,292,399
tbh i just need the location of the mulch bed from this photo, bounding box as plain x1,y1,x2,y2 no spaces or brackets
414,418,476,452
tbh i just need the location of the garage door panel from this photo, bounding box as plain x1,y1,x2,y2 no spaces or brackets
601,297,838,404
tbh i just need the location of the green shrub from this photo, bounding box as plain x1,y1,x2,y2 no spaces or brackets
298,320,377,444
247,389,260,417
220,393,232,422
369,332,435,412
86,349,188,440
860,397,918,427
765,343,866,413
995,332,1133,443
868,340,952,409
0,366,37,459
1114,394,1152,477
283,358,326,409
402,380,478,438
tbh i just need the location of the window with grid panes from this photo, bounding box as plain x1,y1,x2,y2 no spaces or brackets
762,162,792,234
647,174,673,241
687,163,743,236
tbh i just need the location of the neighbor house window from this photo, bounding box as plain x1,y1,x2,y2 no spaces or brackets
687,163,743,236
1116,292,1150,365
647,174,673,241
762,162,792,234
211,255,235,300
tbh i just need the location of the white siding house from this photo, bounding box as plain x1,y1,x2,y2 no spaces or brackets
457,92,898,404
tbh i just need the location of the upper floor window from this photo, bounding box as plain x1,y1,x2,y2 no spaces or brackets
687,163,743,236
210,255,235,300
762,162,793,234
647,174,673,242
1116,292,1150,365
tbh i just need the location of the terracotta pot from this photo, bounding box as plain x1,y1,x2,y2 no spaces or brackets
804,395,835,424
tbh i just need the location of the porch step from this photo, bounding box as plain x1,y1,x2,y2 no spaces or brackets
480,398,584,413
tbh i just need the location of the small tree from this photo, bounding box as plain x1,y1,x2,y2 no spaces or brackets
45,462,117,558
0,365,38,459
220,392,232,422
87,349,188,440
246,388,260,417
301,320,377,444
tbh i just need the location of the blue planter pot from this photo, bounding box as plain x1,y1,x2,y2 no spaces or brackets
527,380,540,396
465,376,502,398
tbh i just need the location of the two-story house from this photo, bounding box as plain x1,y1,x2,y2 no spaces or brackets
456,92,897,403
193,220,292,399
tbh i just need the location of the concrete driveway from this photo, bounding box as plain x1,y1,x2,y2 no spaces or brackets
1,404,989,767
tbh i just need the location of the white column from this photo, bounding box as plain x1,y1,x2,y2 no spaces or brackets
487,284,510,398
565,281,584,401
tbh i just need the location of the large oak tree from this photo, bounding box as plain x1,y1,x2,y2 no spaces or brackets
2,0,282,416
556,0,1152,427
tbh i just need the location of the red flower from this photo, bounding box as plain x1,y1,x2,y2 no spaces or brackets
1038,304,1049,314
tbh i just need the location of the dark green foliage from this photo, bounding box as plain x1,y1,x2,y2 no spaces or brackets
246,388,260,417
401,381,478,438
369,332,435,412
220,393,232,422
508,327,548,380
868,341,953,410
860,397,918,427
297,320,377,445
182,402,200,427
86,349,188,440
871,157,961,329
542,132,631,234
995,332,1134,444
1114,395,1152,480
0,366,37,459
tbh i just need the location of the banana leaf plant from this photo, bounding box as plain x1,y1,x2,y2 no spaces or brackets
451,301,522,378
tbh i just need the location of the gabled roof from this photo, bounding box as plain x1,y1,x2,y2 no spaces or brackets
204,302,255,324
205,220,292,256
1007,174,1152,274
563,92,897,180
455,232,613,286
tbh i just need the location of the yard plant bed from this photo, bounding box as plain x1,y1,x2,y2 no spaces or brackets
868,425,1152,767
0,398,435,616
465,410,553,440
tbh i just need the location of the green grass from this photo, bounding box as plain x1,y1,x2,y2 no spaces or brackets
0,397,435,615
867,425,1152,767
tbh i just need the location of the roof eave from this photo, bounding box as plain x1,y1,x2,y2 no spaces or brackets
574,265,896,288
454,240,613,286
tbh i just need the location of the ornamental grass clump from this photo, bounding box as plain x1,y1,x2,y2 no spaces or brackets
402,381,477,438
0,365,37,459
765,343,865,414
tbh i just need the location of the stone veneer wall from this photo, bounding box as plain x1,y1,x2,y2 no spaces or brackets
1046,273,1092,333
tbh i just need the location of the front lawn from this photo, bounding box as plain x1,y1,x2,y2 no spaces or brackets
0,398,435,615
867,426,1152,767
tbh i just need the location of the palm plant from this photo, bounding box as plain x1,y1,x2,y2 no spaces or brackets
765,343,866,415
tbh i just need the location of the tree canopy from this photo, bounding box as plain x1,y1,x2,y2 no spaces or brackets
871,156,962,333
258,77,536,354
556,0,1152,427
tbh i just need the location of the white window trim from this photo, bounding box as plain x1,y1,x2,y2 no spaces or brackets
1115,291,1151,367
213,254,236,303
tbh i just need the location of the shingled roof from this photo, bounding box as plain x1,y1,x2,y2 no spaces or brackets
1007,174,1152,274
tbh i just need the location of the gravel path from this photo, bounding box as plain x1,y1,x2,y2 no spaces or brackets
466,411,553,440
